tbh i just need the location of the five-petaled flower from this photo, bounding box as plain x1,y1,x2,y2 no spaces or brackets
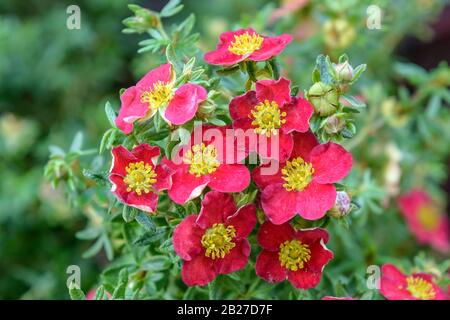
380,264,447,300
230,77,313,162
173,191,257,286
164,125,250,205
109,144,172,213
398,189,449,253
204,28,292,66
115,63,207,134
255,221,333,289
252,131,352,224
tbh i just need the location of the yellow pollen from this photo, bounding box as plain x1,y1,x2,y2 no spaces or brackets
228,32,264,56
123,161,157,196
201,223,237,259
183,143,220,177
140,81,173,111
281,157,314,192
250,100,286,137
406,276,436,300
279,240,311,271
417,205,440,231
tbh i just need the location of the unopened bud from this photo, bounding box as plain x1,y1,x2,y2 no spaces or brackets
334,61,354,82
329,191,352,218
324,115,345,135
308,82,339,116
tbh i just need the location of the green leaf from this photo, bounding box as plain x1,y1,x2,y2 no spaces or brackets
341,95,366,108
105,101,117,127
315,54,333,84
76,227,101,240
350,64,367,84
133,229,166,246
135,212,156,232
122,206,138,223
82,237,104,258
69,287,86,300
103,233,114,261
161,0,184,17
70,132,84,152
141,256,172,271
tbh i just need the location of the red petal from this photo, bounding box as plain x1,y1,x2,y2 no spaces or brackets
173,215,204,261
249,34,293,61
257,221,295,251
290,131,319,161
167,165,210,204
153,164,172,191
204,48,243,66
229,91,258,120
164,83,207,125
181,254,217,286
255,250,287,283
109,174,129,203
136,63,172,89
225,204,257,239
127,191,159,213
295,181,336,220
303,239,333,273
131,144,160,165
380,264,411,300
111,145,135,176
295,228,330,244
216,240,251,275
287,269,322,289
256,132,293,162
261,183,298,225
255,77,291,107
197,191,236,229
252,162,283,190
115,86,148,135
310,142,352,184
208,164,250,193
281,97,314,134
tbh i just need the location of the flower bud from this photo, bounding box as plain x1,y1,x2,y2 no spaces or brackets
334,61,354,82
324,115,345,135
307,82,339,116
329,191,352,218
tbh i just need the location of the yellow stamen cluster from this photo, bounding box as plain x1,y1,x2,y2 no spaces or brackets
201,223,237,259
281,157,314,192
140,81,173,111
228,32,264,56
183,143,220,177
123,161,157,195
250,100,286,137
279,240,311,271
417,205,440,231
406,276,436,300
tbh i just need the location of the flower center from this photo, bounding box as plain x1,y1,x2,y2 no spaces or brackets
406,276,436,300
250,100,287,137
281,157,314,192
279,240,311,271
123,161,157,196
140,81,173,111
417,205,440,231
228,31,264,56
201,223,237,259
183,143,220,177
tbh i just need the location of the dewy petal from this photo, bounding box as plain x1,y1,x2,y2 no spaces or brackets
111,145,136,176
115,86,148,135
216,240,251,275
131,144,160,166
249,34,293,61
173,215,204,261
255,250,287,283
181,254,217,286
127,191,159,213
290,131,319,161
255,77,291,107
196,191,237,229
281,97,314,134
287,269,322,289
295,181,336,220
225,204,257,239
257,221,295,251
261,183,298,225
310,142,353,184
208,164,250,193
252,162,283,191
229,90,258,120
164,83,207,125
136,63,172,89
167,165,210,205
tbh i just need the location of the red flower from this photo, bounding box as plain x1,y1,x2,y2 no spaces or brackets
109,144,172,213
398,189,449,253
173,191,257,286
115,63,207,134
253,131,352,223
165,125,251,205
204,28,292,66
380,264,447,300
321,296,355,300
230,77,313,162
255,221,333,289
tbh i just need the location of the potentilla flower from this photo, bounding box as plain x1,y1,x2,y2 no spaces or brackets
255,221,333,289
230,77,314,162
380,264,447,300
173,191,257,286
109,144,173,213
204,28,292,66
164,125,250,204
115,63,207,134
252,131,352,223
398,189,449,253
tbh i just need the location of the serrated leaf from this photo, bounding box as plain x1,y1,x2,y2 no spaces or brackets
135,212,156,232
133,229,166,246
